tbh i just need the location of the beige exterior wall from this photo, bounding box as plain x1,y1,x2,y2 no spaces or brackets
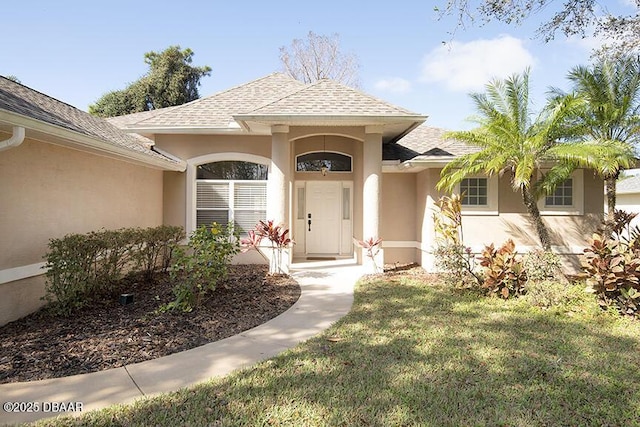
163,171,186,228
154,134,272,161
413,167,604,272
381,173,416,241
0,138,164,325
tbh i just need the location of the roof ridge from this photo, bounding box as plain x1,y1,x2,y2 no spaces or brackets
241,76,311,114
321,79,419,115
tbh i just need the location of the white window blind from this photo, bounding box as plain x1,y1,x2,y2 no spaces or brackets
196,180,266,234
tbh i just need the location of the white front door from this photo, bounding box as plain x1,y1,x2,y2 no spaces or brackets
306,181,341,254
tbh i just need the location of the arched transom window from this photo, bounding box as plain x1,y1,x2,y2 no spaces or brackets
296,152,352,172
196,161,267,234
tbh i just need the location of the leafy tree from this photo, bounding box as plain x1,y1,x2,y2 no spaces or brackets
437,70,629,250
435,0,640,57
551,56,640,227
90,46,211,117
5,75,21,83
279,31,360,87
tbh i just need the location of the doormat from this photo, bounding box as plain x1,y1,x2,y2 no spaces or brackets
306,257,337,261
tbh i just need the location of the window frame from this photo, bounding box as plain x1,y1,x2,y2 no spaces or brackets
186,153,271,236
295,151,353,173
538,169,584,215
454,174,499,215
195,179,267,235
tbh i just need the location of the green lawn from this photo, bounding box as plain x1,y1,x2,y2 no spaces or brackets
35,272,640,426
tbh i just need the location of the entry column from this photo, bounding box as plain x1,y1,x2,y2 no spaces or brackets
362,125,383,272
267,125,290,225
266,125,291,273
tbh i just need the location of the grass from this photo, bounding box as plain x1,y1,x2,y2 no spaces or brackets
34,272,640,426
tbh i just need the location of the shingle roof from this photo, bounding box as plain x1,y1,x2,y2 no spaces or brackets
243,78,420,117
618,174,640,194
394,125,478,158
122,73,306,128
0,76,178,165
105,107,178,128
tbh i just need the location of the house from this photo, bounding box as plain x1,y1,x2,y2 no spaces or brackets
615,174,640,229
0,73,604,325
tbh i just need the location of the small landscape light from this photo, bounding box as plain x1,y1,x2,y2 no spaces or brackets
119,293,134,305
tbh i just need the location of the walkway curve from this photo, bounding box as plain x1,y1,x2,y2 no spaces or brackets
0,261,363,425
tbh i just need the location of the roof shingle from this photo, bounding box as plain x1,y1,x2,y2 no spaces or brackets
244,78,420,117
0,76,177,165
124,73,306,128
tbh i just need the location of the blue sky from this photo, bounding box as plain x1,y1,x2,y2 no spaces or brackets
2,0,635,130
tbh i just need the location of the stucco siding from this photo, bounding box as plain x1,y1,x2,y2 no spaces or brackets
154,134,272,161
1,138,163,269
381,173,416,241
0,138,164,325
163,171,186,228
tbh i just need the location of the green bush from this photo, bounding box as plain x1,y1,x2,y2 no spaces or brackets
132,225,185,279
433,243,479,288
522,250,562,283
166,223,239,312
432,194,482,288
43,225,184,315
524,280,570,308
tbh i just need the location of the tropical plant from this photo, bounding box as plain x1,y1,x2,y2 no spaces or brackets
241,220,293,274
582,210,640,317
551,56,640,230
432,194,482,287
478,239,527,299
437,69,630,251
354,237,383,273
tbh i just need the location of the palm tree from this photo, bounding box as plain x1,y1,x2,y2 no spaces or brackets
437,70,630,251
552,56,640,228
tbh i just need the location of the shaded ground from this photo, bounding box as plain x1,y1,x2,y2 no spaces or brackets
0,265,300,384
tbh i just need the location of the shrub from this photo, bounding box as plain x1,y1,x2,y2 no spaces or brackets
132,225,185,279
478,239,527,299
432,194,482,288
522,250,562,283
167,222,239,311
43,225,184,315
524,280,570,308
582,210,640,317
433,243,479,288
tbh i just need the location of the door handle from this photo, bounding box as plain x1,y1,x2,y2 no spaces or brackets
308,213,312,231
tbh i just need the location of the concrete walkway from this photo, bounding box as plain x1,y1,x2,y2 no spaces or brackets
0,260,363,425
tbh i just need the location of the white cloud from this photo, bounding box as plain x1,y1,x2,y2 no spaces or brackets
420,35,536,92
373,77,412,94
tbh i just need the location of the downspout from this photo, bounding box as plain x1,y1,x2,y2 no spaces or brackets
0,126,25,152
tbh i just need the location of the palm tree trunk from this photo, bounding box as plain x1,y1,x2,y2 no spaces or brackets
521,187,552,251
604,172,618,235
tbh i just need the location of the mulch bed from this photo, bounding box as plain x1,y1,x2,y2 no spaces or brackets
0,265,300,384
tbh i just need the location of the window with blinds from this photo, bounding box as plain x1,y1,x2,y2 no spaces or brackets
196,161,267,234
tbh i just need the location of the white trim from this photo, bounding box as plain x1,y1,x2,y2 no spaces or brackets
454,174,499,215
382,240,420,248
0,262,47,284
537,169,584,215
186,153,271,234
295,150,353,173
0,111,186,171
